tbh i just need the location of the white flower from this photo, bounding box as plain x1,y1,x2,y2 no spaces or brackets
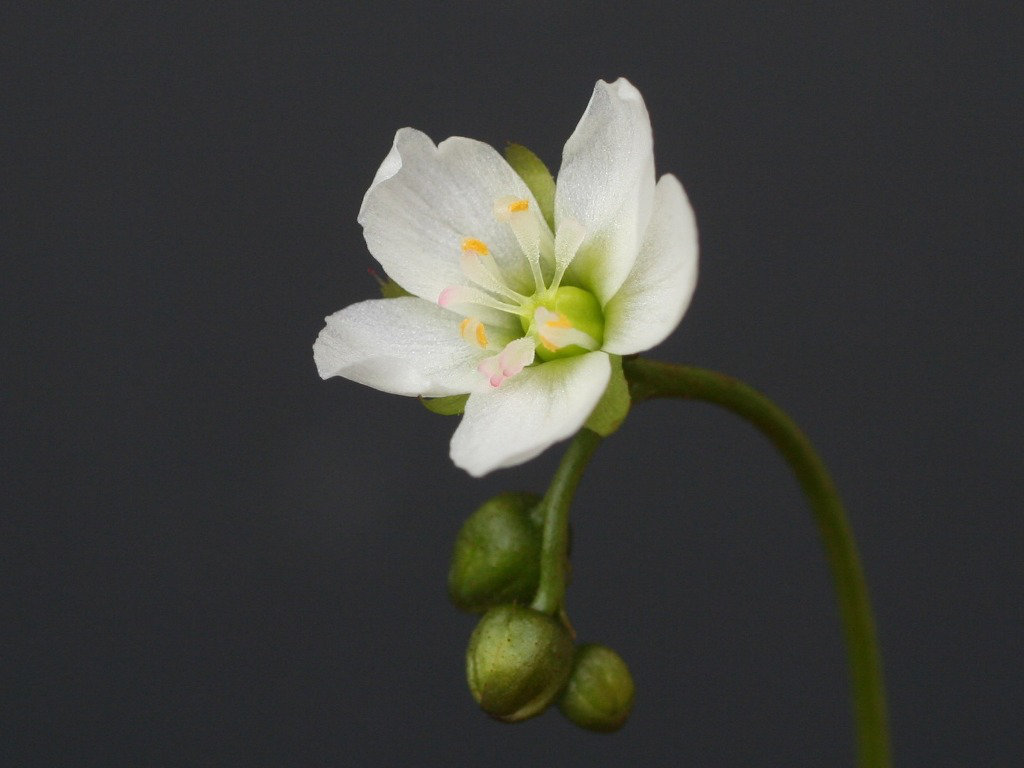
314,78,698,476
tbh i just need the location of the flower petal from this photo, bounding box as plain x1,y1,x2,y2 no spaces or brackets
601,174,699,355
313,297,487,397
555,79,656,304
358,128,546,304
450,352,612,476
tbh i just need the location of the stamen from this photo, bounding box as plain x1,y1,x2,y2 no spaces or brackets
477,338,536,388
461,237,490,255
494,196,545,293
438,285,519,314
494,197,530,218
533,307,599,353
459,317,489,349
459,243,526,303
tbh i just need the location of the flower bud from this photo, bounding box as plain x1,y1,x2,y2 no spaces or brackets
448,492,543,613
558,644,635,732
466,604,575,722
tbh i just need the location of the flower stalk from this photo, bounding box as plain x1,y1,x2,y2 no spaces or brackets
530,428,603,615
622,357,891,768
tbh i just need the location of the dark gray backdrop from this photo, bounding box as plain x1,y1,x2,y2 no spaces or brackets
5,2,1022,765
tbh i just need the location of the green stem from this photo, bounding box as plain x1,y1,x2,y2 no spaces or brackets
531,428,603,615
623,357,891,768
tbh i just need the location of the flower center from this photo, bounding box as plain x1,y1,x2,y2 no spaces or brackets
438,197,604,385
519,286,604,362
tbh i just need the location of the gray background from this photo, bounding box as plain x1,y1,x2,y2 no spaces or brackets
5,2,1022,765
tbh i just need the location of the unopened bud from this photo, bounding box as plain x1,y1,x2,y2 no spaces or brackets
448,492,542,613
466,604,575,722
559,644,635,732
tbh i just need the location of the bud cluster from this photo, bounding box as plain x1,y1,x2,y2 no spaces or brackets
449,493,634,731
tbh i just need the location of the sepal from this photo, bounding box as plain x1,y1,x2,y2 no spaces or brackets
370,268,412,298
584,355,630,436
421,394,469,415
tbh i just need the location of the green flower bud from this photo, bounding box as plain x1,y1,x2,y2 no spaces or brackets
466,604,575,722
448,492,543,613
558,644,635,733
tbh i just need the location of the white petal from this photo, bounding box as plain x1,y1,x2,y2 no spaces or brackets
313,297,488,397
555,79,657,304
450,352,611,476
358,128,545,303
602,174,699,355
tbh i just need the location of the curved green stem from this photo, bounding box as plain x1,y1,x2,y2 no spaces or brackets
531,428,603,615
623,357,891,768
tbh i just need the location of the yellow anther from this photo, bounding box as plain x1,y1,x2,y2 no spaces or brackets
459,317,489,349
507,199,529,213
534,308,586,355
544,313,572,329
461,238,490,255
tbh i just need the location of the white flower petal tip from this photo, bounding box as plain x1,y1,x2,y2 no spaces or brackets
600,77,645,103
316,79,698,476
556,78,656,305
